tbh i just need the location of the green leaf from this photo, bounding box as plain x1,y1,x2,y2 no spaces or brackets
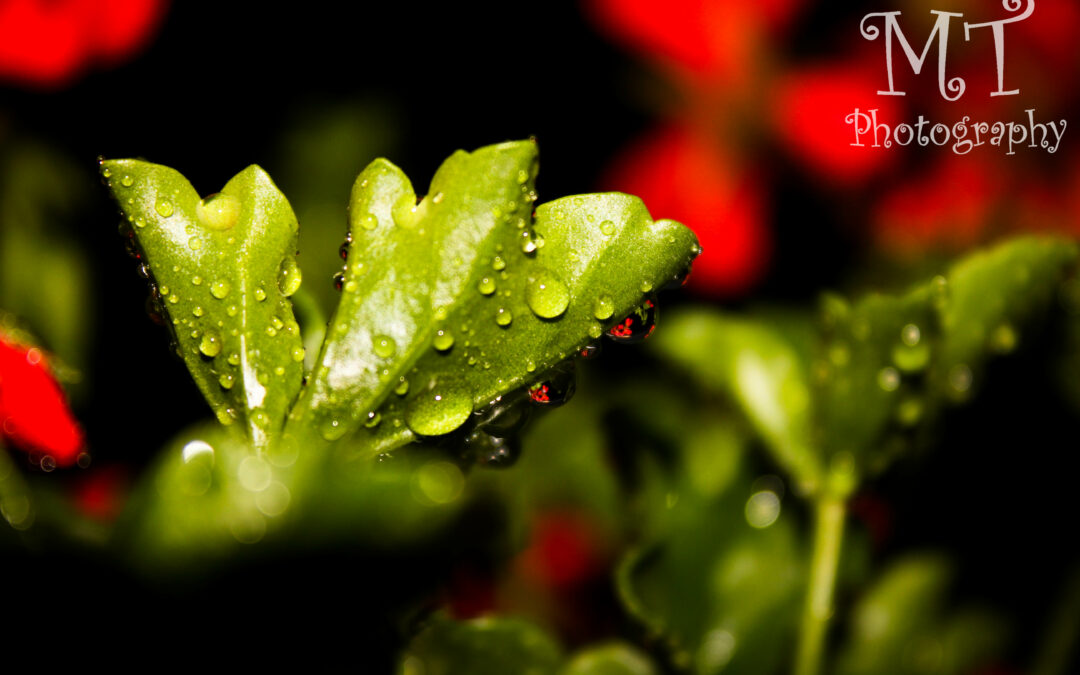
562,643,658,675
101,160,305,449
116,422,468,569
288,140,699,451
652,237,1078,490
834,555,1006,675
938,236,1078,396
400,615,563,675
649,311,823,495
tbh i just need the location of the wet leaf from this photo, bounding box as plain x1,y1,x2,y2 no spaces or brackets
102,160,305,449
288,140,699,452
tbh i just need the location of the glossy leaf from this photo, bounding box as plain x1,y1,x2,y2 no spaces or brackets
399,615,563,675
102,160,305,449
288,140,699,452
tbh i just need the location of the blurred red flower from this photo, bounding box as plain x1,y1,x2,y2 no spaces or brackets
0,0,168,88
515,510,605,590
0,335,84,466
602,123,770,296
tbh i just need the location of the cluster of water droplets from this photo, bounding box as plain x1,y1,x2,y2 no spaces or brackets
105,167,308,433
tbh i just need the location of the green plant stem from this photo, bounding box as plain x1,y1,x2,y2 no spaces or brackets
794,495,846,675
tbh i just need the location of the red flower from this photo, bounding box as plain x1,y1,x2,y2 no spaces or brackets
602,123,770,296
0,334,84,466
515,510,605,590
0,0,168,88
772,62,901,186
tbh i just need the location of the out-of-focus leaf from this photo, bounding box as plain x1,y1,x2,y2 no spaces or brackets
654,237,1077,488
605,396,804,675
399,615,563,675
649,311,822,494
938,236,1078,397
562,642,658,675
102,160,305,450
834,555,1006,675
0,443,33,533
0,142,93,376
288,140,699,453
117,423,466,570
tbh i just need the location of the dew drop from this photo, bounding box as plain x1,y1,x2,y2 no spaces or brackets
155,200,174,218
219,373,235,390
478,276,496,295
192,306,205,317
360,213,379,231
228,352,241,366
279,261,302,297
211,280,231,299
433,329,454,352
492,256,506,271
199,332,221,357
197,193,241,231
526,270,570,319
120,175,134,187
254,288,267,302
640,280,654,293
291,346,305,362
404,383,473,436
333,272,345,292
192,276,203,286
528,363,576,407
469,431,521,469
600,219,615,236
579,343,601,359
520,230,540,254
167,294,179,304
373,334,397,358
320,419,347,441
495,307,513,327
394,377,409,396
607,298,657,342
593,294,615,321
364,411,381,428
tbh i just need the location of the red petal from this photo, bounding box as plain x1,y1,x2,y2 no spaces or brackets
0,337,84,466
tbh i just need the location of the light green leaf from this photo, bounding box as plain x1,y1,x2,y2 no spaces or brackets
289,140,699,452
649,311,822,495
101,160,305,449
